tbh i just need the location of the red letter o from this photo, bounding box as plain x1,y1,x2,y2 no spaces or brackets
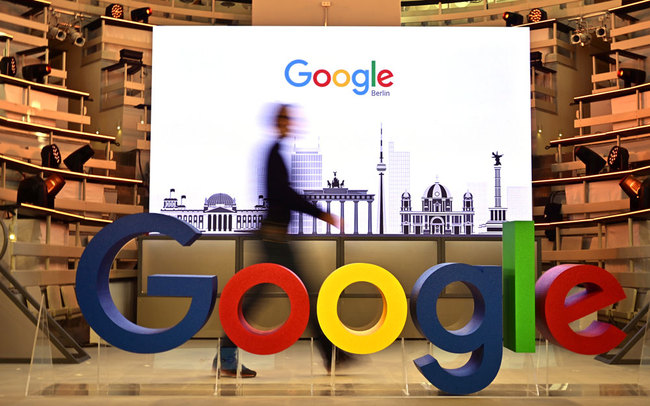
313,69,331,87
219,263,309,355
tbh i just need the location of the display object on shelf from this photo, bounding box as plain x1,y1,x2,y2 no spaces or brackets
22,64,51,83
41,144,61,169
617,68,646,87
575,146,606,175
64,145,95,173
0,56,17,76
620,175,650,210
17,173,65,209
608,145,629,171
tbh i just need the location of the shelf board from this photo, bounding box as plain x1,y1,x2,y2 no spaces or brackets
0,116,116,144
0,153,143,186
532,164,650,187
5,203,113,226
549,124,650,147
535,207,650,229
572,82,650,105
0,74,89,99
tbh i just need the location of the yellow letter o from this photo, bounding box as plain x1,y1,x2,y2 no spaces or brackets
332,69,351,87
317,263,407,354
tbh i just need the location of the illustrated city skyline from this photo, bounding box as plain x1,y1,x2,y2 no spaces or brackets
159,129,528,235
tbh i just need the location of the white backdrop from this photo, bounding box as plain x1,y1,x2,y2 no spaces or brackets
150,26,532,234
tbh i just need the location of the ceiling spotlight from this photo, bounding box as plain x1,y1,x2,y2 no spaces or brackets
527,8,547,23
106,3,124,19
607,145,629,172
22,64,51,83
575,146,606,176
503,11,524,27
570,31,591,46
131,7,152,24
0,56,17,76
48,26,66,41
41,144,61,169
620,175,650,210
64,145,94,172
595,26,608,39
68,29,85,47
617,68,645,87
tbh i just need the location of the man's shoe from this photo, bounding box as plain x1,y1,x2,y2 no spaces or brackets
219,365,257,378
213,349,257,378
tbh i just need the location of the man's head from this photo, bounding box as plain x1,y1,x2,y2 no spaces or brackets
275,104,292,139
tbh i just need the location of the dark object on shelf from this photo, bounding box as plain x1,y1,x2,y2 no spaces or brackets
620,175,650,211
131,7,152,24
543,192,564,241
64,145,94,172
41,144,61,169
503,11,523,27
119,49,143,64
17,173,65,209
22,64,51,83
17,176,47,207
575,146,606,175
106,3,124,19
530,51,543,68
0,56,17,76
608,145,629,171
527,8,547,23
44,174,66,208
617,68,645,87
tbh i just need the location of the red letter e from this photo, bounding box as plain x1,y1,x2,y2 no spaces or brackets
535,264,626,355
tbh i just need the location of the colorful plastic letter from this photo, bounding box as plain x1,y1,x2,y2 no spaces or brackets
410,263,503,395
76,213,217,353
219,263,310,355
502,221,536,352
317,263,407,354
535,264,626,355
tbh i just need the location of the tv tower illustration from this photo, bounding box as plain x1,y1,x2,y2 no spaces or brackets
377,124,386,234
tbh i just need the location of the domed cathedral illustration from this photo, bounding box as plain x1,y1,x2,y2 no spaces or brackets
400,181,475,235
161,189,267,233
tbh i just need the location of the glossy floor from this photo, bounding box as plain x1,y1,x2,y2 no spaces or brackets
0,339,648,405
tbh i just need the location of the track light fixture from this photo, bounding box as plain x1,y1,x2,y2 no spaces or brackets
575,146,606,176
570,30,591,47
607,146,629,172
106,3,125,19
502,11,524,27
527,8,547,23
48,26,66,41
67,28,85,47
617,68,645,87
0,56,17,76
22,64,51,83
595,25,608,39
131,7,152,24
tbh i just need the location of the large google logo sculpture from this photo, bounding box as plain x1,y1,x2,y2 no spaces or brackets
75,214,626,395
